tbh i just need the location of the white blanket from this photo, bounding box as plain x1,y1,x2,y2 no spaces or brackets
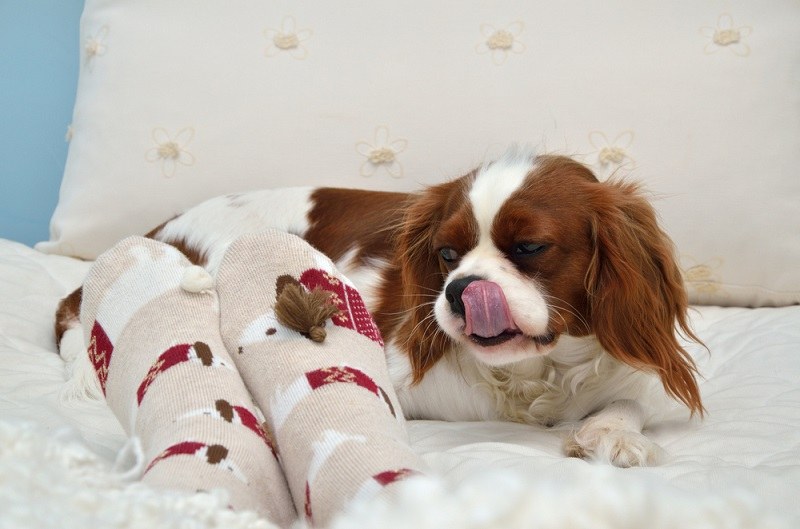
1,238,797,528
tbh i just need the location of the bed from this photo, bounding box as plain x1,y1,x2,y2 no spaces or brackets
2,238,799,527
2,1,799,528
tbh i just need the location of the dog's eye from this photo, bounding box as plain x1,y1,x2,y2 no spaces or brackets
439,247,460,263
512,242,548,256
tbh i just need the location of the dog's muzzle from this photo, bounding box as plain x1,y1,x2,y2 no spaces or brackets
445,276,519,341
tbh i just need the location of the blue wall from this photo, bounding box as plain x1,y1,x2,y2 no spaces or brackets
0,0,84,246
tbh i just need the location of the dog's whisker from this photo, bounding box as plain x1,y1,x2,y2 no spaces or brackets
381,300,437,318
542,294,590,333
414,313,440,343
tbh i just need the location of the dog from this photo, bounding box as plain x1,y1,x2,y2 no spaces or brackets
57,149,702,467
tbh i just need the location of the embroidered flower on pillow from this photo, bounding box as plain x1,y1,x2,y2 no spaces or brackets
145,127,196,178
588,130,636,179
701,14,752,57
355,126,408,178
264,16,313,60
476,22,525,65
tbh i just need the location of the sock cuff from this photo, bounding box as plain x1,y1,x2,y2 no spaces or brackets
82,237,216,343
216,230,334,284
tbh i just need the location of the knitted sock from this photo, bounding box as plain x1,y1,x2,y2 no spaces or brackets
79,236,296,527
215,231,425,526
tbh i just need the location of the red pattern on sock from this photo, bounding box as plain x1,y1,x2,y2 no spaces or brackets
373,468,418,486
305,366,378,395
299,268,384,346
144,440,207,474
234,405,279,458
304,481,313,522
88,321,113,395
137,343,196,404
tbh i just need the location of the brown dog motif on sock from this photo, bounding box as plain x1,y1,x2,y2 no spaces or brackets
179,399,279,458
144,441,247,483
137,341,233,404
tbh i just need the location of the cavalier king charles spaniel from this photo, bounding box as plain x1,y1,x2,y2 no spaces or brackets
57,148,702,467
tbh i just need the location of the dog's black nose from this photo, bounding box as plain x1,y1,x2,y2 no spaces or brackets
445,275,483,317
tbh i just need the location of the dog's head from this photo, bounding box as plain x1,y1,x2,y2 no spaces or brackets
396,150,702,414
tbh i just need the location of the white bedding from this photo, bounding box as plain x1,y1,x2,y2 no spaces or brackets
2,237,798,528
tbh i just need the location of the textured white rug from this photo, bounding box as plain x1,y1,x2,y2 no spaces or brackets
0,419,789,529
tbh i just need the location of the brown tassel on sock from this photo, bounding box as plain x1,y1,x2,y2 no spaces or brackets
275,283,341,342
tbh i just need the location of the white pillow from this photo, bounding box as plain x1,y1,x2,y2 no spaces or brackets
39,0,800,307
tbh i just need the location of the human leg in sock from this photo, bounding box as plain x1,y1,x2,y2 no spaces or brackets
215,231,425,526
80,236,296,526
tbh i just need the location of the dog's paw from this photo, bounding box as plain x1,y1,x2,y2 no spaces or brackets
564,419,664,467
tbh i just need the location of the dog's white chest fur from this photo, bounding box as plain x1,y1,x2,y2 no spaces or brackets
384,334,657,426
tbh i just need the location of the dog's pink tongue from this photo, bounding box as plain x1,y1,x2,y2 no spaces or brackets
461,280,517,337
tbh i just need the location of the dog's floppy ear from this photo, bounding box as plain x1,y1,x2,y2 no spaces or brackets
586,181,704,415
396,178,470,383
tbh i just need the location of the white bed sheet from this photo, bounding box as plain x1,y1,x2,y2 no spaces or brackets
1,237,798,526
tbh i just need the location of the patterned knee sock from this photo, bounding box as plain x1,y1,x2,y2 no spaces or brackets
79,236,296,527
215,231,425,526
